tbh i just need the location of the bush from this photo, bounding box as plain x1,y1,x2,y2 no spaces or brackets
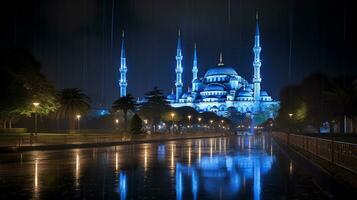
129,114,143,134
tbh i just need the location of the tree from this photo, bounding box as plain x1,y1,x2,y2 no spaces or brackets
138,87,170,130
56,88,90,131
324,76,357,133
0,49,58,128
129,114,143,134
112,94,136,131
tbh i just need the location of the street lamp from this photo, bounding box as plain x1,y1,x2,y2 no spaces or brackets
32,102,40,135
170,112,175,134
210,120,213,129
76,114,81,131
187,115,192,128
115,119,119,130
288,113,294,134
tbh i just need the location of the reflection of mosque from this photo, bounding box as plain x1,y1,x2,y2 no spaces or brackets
175,142,275,200
117,136,275,200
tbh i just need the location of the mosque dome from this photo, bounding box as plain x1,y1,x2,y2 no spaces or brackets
167,94,176,100
260,91,269,96
204,84,227,91
204,66,238,77
167,90,176,100
204,53,238,77
238,90,253,97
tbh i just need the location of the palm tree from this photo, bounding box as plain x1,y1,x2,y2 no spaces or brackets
324,76,357,133
112,94,136,131
56,88,90,131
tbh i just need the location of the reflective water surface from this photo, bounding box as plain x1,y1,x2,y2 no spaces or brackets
0,135,325,199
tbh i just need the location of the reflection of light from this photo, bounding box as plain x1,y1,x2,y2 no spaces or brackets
33,158,39,199
188,146,191,166
210,139,213,158
219,138,222,153
198,140,201,162
192,170,198,200
75,153,80,188
224,138,227,154
118,172,127,200
34,159,38,189
144,145,148,172
171,144,175,173
174,140,275,200
157,145,166,161
115,152,119,172
289,161,293,175
176,164,183,200
253,161,261,200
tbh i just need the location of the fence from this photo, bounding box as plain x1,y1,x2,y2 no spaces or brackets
272,132,357,174
0,132,227,149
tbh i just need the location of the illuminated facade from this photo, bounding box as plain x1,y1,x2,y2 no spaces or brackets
167,15,279,117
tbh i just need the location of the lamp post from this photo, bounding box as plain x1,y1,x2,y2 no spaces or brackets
115,119,119,130
210,120,213,131
288,113,294,139
32,102,40,135
187,115,192,129
76,114,81,131
143,119,148,132
170,112,175,134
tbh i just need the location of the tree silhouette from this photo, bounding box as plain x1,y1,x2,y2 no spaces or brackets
138,87,170,130
112,94,136,131
324,76,357,133
129,114,143,134
0,49,58,128
56,88,90,131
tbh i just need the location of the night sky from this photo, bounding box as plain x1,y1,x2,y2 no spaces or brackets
1,0,355,109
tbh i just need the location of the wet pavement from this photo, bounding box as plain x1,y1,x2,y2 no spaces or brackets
0,134,349,199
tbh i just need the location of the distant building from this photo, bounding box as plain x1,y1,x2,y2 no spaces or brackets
166,14,279,117
118,14,279,118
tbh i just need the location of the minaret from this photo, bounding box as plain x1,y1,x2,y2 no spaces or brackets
175,30,183,101
253,12,262,101
218,52,224,66
191,43,198,89
119,31,127,97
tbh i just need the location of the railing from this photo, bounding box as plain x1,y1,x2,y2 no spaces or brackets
272,132,357,174
0,132,228,149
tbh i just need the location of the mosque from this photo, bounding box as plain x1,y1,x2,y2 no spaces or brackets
118,14,279,117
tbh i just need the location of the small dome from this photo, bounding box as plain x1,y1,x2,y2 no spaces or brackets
204,84,227,92
181,93,190,99
167,94,176,100
238,90,253,97
204,66,238,77
260,91,269,96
